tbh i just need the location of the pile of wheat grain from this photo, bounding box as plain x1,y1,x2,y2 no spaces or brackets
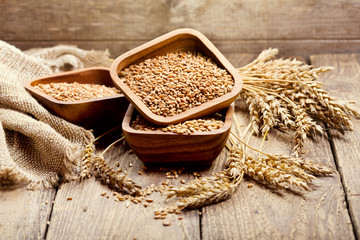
119,51,234,117
34,82,121,102
131,113,224,134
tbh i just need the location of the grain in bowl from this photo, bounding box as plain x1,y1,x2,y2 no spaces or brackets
131,113,225,135
122,103,234,165
25,67,129,133
34,82,121,102
119,51,234,117
110,29,242,126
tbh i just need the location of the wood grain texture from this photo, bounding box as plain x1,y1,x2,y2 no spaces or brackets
310,53,360,238
1,0,359,41
200,53,355,239
7,40,360,60
0,187,56,239
2,0,360,57
45,141,200,240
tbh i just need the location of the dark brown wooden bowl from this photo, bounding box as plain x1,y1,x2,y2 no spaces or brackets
24,67,129,134
122,103,234,165
110,28,242,126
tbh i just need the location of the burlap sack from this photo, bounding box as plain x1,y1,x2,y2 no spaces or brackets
0,41,111,188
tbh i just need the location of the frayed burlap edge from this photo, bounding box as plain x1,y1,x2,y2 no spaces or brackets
31,130,95,190
0,42,110,189
0,131,95,190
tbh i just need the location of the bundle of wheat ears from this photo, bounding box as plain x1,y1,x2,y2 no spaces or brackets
80,48,359,217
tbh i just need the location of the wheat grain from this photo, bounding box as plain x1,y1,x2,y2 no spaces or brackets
34,82,121,102
120,51,234,117
131,113,224,134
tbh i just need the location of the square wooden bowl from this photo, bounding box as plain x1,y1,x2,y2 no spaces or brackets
110,28,242,126
24,67,129,134
122,103,234,165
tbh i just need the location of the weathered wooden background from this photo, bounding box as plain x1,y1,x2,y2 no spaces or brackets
1,0,360,58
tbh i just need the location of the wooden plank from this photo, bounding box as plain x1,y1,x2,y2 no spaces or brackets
0,187,56,239
8,39,360,61
201,53,355,239
1,0,359,41
46,137,200,240
310,53,360,238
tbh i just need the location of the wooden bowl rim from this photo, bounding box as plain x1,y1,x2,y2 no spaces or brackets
110,28,242,126
24,67,125,105
122,103,234,137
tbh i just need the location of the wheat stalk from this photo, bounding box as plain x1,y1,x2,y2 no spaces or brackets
159,112,334,216
92,154,141,196
79,131,141,196
238,48,359,155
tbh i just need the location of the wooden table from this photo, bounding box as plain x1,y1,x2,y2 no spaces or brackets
1,53,359,240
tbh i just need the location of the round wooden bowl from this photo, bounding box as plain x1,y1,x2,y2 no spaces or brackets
110,28,242,126
122,103,234,165
24,67,129,134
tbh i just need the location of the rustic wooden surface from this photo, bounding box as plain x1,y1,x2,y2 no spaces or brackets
311,53,360,239
7,40,360,61
0,187,56,239
1,53,359,239
46,136,201,240
1,0,360,58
